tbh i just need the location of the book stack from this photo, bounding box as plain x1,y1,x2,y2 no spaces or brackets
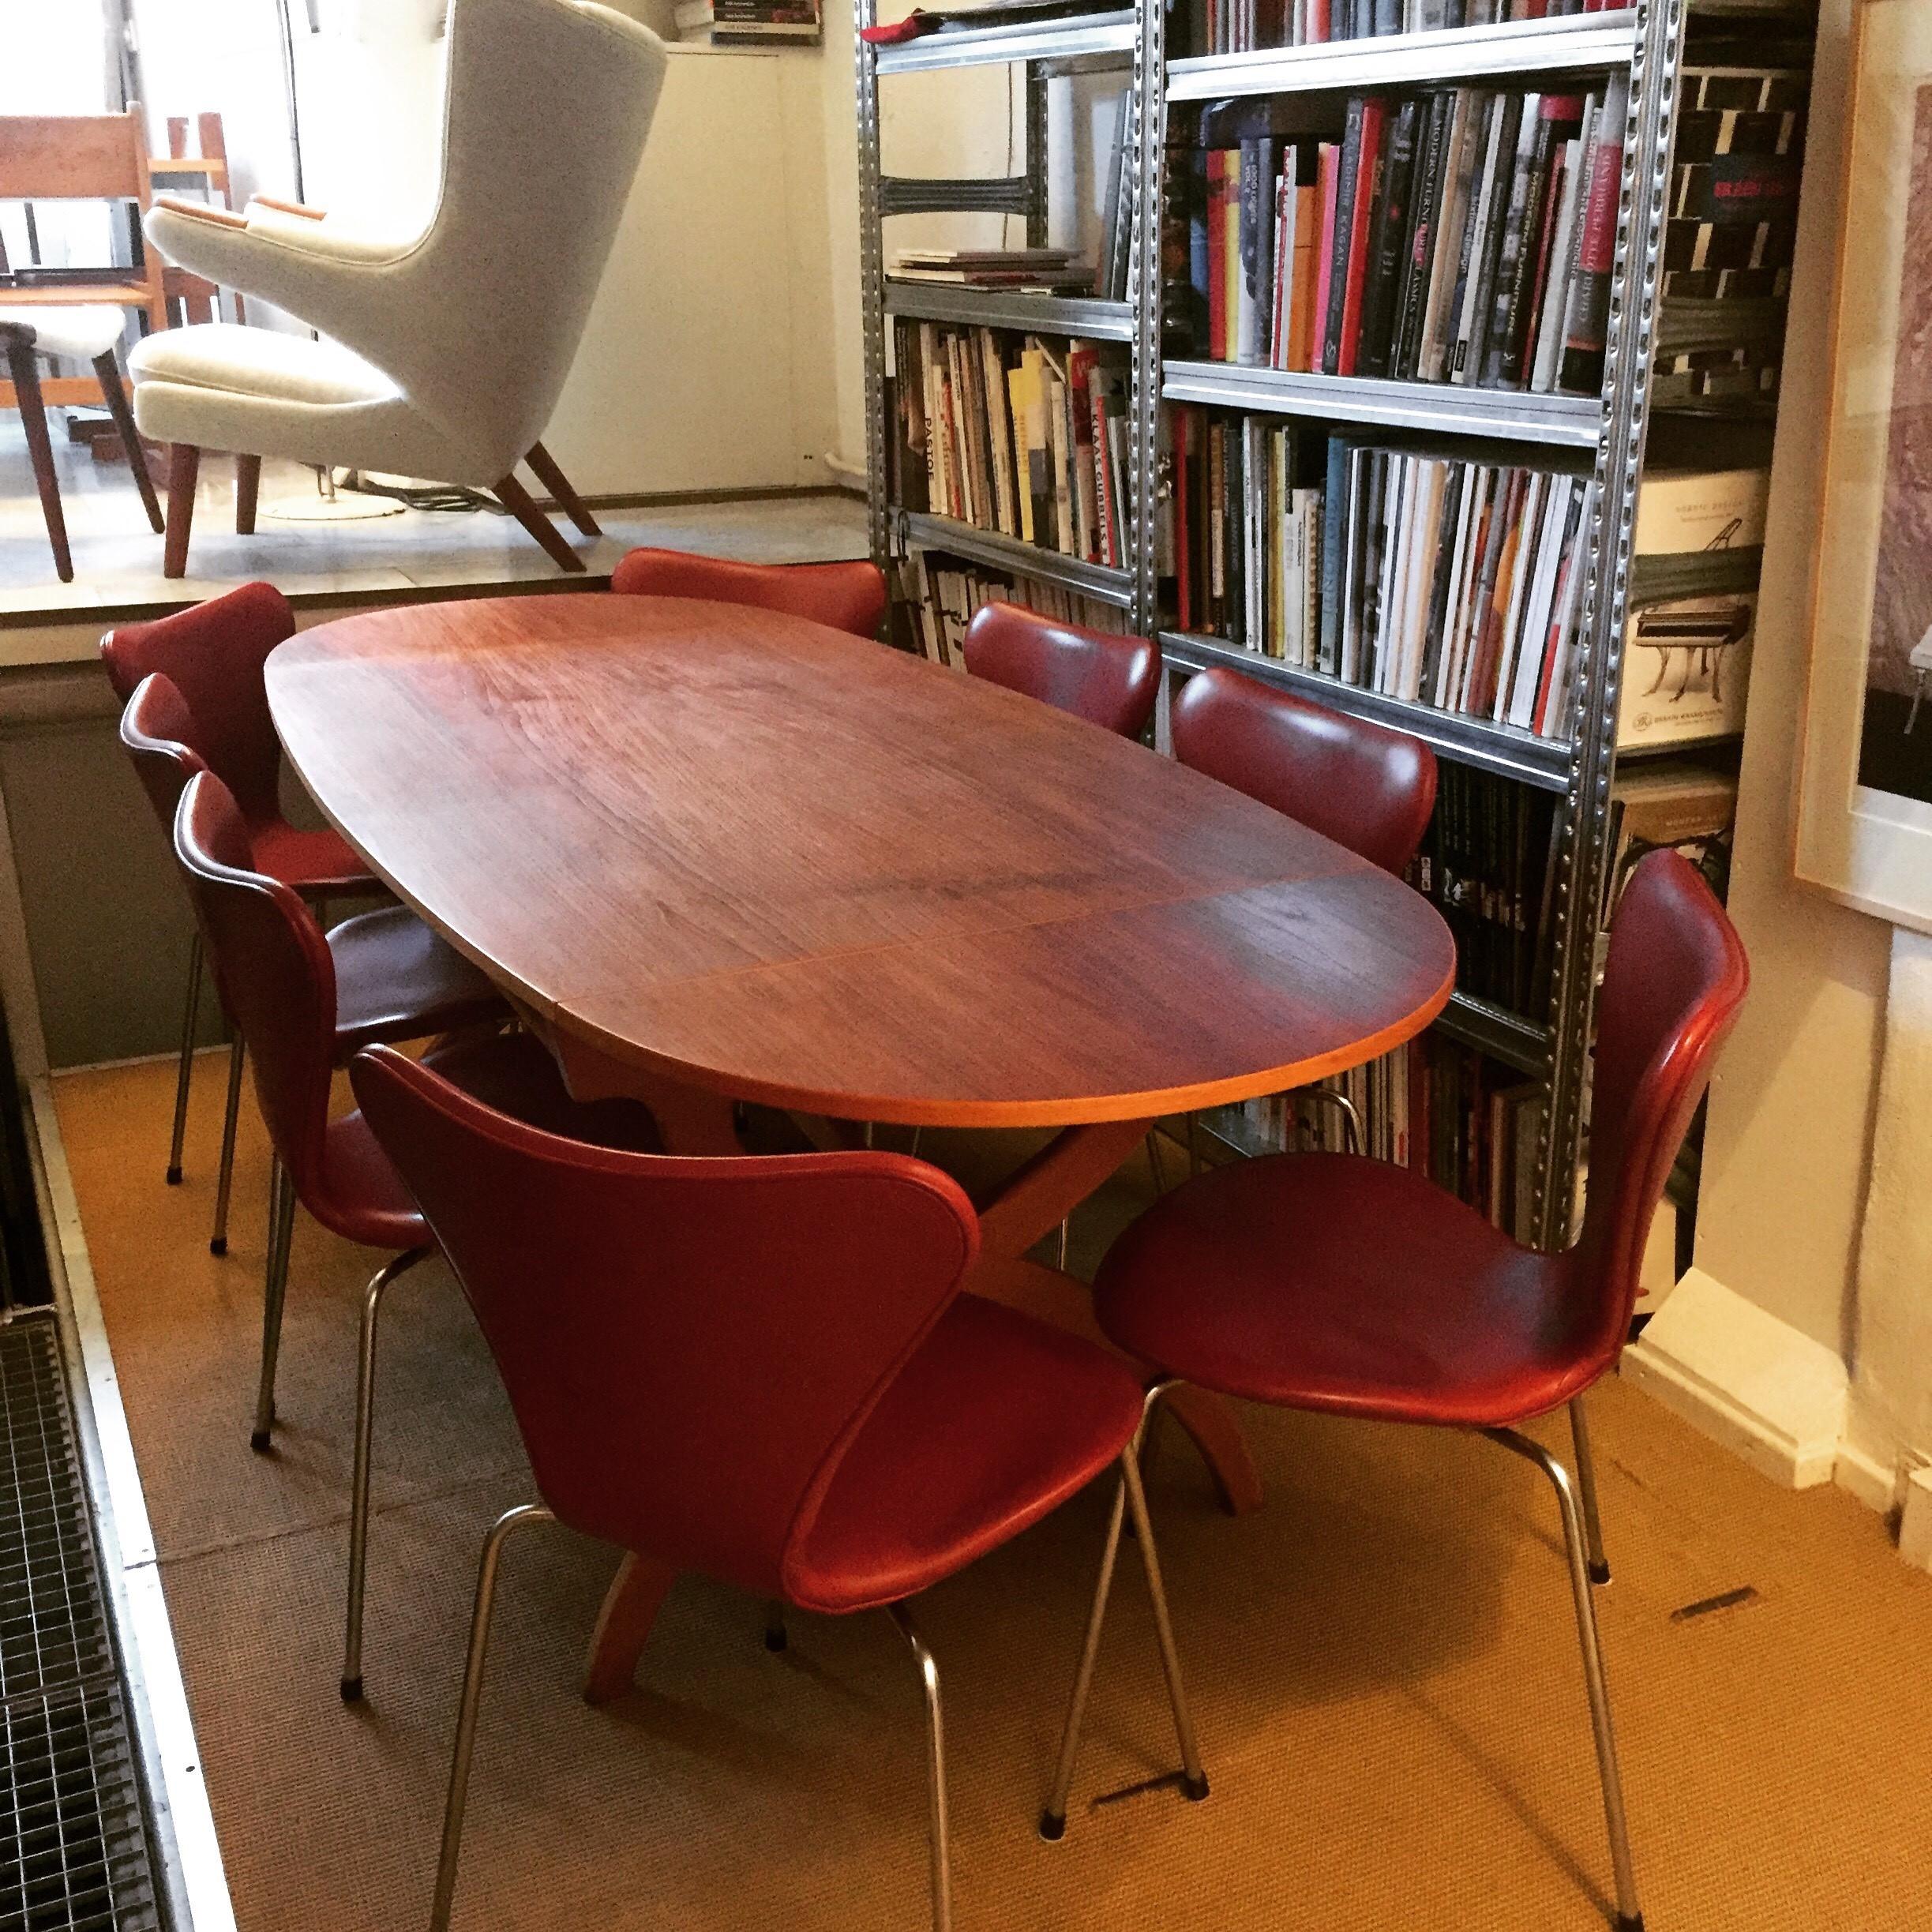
891,322,1131,565
896,553,1126,670
675,0,820,45
1169,75,1630,393
888,249,1096,293
1407,763,1561,1016
1599,762,1738,952
1202,1033,1545,1240
1653,60,1810,413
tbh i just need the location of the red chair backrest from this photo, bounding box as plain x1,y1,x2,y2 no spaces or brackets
100,582,297,826
962,602,1160,738
610,548,887,639
348,1043,981,1598
119,673,208,842
1571,849,1748,1366
172,771,338,1201
1171,666,1437,876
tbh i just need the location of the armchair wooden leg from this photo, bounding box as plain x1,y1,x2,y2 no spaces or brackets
493,471,585,572
524,441,601,537
234,452,260,535
7,341,72,583
92,351,163,533
583,1551,678,1705
163,445,200,578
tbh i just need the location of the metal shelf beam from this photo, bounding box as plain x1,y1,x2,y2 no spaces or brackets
883,283,1137,341
1161,361,1604,450
1159,631,1576,790
905,512,1135,607
1167,9,1639,100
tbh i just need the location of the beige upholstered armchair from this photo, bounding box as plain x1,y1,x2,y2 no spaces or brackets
131,0,667,577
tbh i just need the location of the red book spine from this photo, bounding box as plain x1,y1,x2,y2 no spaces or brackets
1311,144,1340,372
1336,99,1386,380
1092,390,1117,568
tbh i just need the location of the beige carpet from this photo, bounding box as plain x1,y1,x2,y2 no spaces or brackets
52,1055,1932,1932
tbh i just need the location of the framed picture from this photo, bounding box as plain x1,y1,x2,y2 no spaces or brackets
1796,0,1932,933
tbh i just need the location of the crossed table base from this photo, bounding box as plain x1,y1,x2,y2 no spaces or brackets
538,1026,1263,1705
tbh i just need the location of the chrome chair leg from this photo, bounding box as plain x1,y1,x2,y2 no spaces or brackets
1042,1386,1207,1841
1056,1219,1070,1270
343,1246,432,1701
209,1033,246,1256
250,1158,295,1451
166,932,204,1185
430,1502,554,1932
763,1600,788,1653
887,1603,951,1932
1144,1127,1169,1195
1487,1427,1643,1932
1569,1395,1611,1585
1305,1086,1364,1155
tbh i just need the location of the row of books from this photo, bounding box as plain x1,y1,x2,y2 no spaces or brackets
894,553,1125,670
1176,0,1617,61
891,322,1132,565
1166,409,1592,742
1200,1034,1544,1241
1406,763,1559,1017
1169,77,1628,394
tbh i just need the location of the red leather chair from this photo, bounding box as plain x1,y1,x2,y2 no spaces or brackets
962,601,1160,737
103,581,377,1206
171,768,659,1704
349,1042,1207,1932
610,546,887,637
1168,665,1438,1164
122,676,502,1256
1079,850,1748,1932
1172,666,1437,876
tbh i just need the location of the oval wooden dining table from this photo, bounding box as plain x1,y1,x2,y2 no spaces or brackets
268,592,1454,1689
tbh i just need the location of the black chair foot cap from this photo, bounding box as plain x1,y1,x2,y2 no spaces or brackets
1037,1810,1066,1844
209,1237,227,1257
1181,1772,1210,1803
249,1428,272,1453
763,1627,787,1653
165,1166,183,1186
1615,1915,1644,1931
1589,1559,1611,1586
340,1676,362,1703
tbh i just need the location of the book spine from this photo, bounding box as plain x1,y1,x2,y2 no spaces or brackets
1391,91,1450,381
1461,91,1525,387
1322,99,1367,376
1311,144,1341,373
1559,69,1630,393
1336,96,1386,378
1318,434,1349,676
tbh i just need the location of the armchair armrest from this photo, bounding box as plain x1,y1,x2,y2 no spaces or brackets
152,193,247,231
248,195,328,222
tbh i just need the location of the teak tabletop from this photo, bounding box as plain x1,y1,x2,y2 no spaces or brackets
268,594,1455,1131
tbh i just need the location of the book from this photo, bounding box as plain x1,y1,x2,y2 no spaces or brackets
1558,67,1630,393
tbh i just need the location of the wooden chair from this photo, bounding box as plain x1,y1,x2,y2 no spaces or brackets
1,108,170,578
149,113,245,327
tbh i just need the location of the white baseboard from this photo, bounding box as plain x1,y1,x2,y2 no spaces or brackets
1900,1470,1932,1574
1833,1437,1900,1514
1624,1267,1849,1489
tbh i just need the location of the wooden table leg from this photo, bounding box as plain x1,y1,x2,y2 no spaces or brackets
584,1551,679,1705
964,1119,1263,1517
531,1017,745,1156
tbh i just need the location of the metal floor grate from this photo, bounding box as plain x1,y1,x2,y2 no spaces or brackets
0,1317,159,1932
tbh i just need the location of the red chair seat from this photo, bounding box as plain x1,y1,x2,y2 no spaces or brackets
328,908,506,1052
249,817,377,898
318,1030,661,1251
786,1293,1144,1615
1095,1153,1585,1429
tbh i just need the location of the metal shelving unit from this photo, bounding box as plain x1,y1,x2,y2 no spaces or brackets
858,0,1690,1248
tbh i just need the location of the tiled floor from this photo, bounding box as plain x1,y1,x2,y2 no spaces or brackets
0,421,869,617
